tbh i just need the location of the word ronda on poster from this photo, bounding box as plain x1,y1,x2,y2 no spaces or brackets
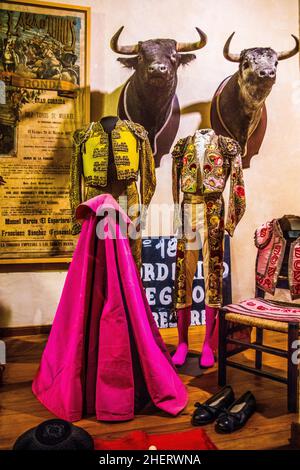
0,0,90,263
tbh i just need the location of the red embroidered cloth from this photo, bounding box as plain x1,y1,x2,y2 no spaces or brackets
94,429,217,450
224,298,300,322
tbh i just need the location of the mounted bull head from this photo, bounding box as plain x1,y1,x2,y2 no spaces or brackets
210,32,299,167
224,32,299,103
111,26,207,167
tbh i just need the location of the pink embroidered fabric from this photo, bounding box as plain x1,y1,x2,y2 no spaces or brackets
290,239,300,299
224,298,300,322
255,219,286,296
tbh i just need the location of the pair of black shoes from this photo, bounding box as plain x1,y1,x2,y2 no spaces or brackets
191,386,256,433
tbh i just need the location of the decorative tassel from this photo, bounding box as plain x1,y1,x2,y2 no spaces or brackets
169,309,178,324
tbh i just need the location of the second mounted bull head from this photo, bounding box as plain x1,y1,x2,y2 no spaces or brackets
210,33,299,168
111,26,207,167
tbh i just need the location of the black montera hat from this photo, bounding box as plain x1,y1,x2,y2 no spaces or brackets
13,419,94,450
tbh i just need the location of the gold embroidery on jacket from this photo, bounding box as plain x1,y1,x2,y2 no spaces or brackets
69,119,156,238
172,130,246,309
171,132,245,236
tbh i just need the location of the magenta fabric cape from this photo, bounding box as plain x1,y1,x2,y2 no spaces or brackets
32,194,187,422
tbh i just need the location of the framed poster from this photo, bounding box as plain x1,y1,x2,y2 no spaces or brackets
0,0,90,264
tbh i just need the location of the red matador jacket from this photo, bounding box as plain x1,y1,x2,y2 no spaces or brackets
255,218,300,300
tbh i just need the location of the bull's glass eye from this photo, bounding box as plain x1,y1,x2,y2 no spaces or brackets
170,52,177,62
242,60,249,69
275,60,278,66
138,55,143,62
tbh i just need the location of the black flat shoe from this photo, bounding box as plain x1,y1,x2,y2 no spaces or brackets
215,391,256,433
192,385,235,426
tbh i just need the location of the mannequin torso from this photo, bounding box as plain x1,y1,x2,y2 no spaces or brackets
100,115,119,133
99,116,119,183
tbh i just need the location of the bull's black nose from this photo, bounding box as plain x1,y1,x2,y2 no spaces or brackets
258,69,276,78
148,63,168,74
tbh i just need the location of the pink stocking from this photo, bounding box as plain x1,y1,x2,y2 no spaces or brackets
172,307,191,367
200,305,219,368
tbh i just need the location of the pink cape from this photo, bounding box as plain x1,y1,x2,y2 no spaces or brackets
32,194,187,422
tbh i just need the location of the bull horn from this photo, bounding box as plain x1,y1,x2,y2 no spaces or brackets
110,26,139,55
277,34,299,61
223,32,241,62
176,27,207,52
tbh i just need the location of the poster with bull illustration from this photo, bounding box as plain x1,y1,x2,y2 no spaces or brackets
0,4,82,155
0,1,90,262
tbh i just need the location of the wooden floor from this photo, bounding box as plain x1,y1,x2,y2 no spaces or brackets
0,326,298,450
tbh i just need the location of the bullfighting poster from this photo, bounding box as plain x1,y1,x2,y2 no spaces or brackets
0,1,90,263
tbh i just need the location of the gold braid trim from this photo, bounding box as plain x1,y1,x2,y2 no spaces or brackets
140,134,156,226
69,123,94,235
124,120,148,141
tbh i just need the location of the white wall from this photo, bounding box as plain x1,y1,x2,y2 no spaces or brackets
1,0,299,327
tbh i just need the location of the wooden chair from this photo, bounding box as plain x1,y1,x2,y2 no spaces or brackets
0,364,4,385
218,218,300,412
0,339,5,386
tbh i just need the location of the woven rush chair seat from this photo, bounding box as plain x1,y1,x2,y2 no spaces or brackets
219,298,300,412
224,312,289,333
224,298,300,333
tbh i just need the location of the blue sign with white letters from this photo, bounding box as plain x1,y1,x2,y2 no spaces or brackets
141,236,231,328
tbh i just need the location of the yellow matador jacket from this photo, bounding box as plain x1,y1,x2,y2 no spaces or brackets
69,119,156,235
172,130,246,308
